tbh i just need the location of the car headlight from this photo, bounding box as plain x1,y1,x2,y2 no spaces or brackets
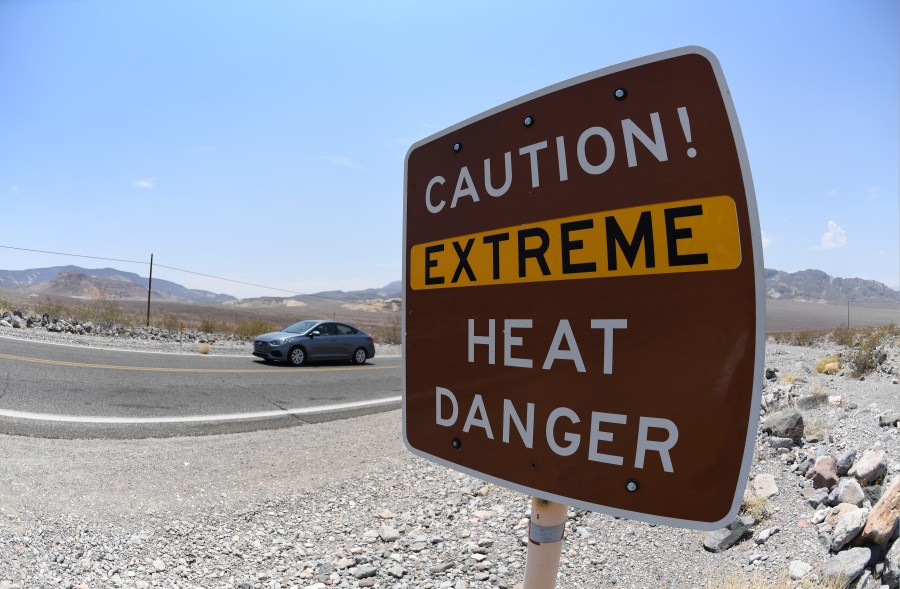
269,337,289,346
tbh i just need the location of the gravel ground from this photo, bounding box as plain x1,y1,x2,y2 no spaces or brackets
0,327,897,588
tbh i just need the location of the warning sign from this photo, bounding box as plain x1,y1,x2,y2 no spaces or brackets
402,46,764,531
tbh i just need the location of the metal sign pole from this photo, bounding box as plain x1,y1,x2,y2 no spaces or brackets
515,497,567,589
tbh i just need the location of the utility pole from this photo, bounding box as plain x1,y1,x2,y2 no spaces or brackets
147,253,154,327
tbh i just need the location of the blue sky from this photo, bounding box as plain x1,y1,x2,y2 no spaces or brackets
1,1,897,298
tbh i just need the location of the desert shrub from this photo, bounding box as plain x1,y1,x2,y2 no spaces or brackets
36,298,77,321
237,319,277,338
198,318,230,334
769,330,828,347
815,355,841,374
804,417,830,439
159,314,182,333
702,574,848,589
89,299,129,329
847,331,883,377
197,343,211,354
384,311,401,344
832,326,853,346
739,496,773,522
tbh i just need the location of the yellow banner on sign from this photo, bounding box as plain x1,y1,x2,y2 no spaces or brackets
410,195,742,290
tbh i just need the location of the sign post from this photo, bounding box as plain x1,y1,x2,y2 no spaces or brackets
518,498,568,589
403,45,764,567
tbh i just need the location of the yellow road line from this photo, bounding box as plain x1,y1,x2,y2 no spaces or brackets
0,353,397,374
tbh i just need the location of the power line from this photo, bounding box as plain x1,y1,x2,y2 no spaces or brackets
0,245,147,266
0,244,356,302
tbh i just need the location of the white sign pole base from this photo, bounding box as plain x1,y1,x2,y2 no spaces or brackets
514,497,568,589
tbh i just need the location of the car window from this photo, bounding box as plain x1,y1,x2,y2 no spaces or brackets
315,323,336,336
335,324,357,336
283,320,318,334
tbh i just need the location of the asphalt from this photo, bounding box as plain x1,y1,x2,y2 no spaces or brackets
0,337,401,438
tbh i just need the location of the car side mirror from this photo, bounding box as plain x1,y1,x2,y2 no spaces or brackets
309,331,320,337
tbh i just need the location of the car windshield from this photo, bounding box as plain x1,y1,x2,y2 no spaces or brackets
281,320,320,334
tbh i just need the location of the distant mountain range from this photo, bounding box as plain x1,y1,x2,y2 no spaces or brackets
0,266,236,304
765,269,898,304
0,266,895,305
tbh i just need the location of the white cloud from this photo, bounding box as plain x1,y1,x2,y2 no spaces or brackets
134,179,155,189
816,220,847,250
321,156,367,171
761,230,775,250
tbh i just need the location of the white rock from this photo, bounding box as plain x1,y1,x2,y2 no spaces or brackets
789,560,812,580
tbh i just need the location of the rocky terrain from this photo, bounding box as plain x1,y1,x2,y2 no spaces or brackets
0,319,897,588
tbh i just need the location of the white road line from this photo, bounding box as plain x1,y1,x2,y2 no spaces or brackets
0,396,402,424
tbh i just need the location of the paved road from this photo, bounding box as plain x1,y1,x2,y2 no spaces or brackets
0,337,401,438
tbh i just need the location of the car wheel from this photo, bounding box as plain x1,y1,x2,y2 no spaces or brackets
352,347,368,365
288,346,307,366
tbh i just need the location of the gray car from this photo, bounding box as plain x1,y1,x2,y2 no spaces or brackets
252,319,375,366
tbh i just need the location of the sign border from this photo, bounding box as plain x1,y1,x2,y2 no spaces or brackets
402,45,765,531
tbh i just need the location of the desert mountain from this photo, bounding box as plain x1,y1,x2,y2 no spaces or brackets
0,266,235,304
2,266,896,306
765,269,898,304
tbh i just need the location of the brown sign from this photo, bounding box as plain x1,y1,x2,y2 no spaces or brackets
403,46,764,530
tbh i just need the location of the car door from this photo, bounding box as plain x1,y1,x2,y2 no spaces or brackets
310,322,339,358
334,323,358,358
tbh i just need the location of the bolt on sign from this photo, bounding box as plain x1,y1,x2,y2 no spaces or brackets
403,46,764,530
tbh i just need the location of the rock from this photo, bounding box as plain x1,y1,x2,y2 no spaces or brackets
797,394,828,410
379,525,401,542
789,559,812,580
753,473,779,498
826,503,861,526
702,516,755,553
797,457,815,476
768,436,796,449
762,409,804,442
152,558,166,571
10,316,25,329
849,448,887,486
833,478,867,507
831,507,868,551
755,525,780,544
812,456,839,490
811,508,830,524
884,538,900,589
837,449,858,476
865,484,884,504
857,475,900,548
806,488,830,507
765,368,777,380
819,547,871,587
354,564,377,579
0,319,10,328
880,413,900,427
